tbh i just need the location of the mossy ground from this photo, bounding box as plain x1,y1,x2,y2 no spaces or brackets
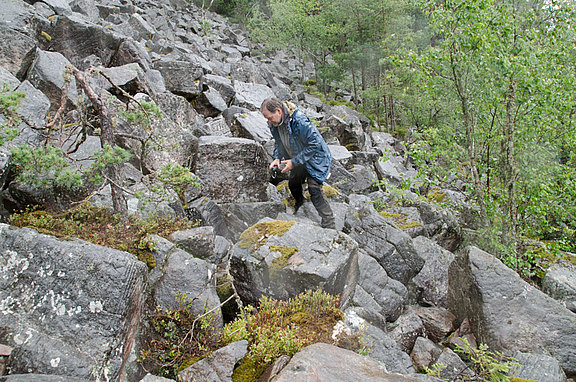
9,203,196,268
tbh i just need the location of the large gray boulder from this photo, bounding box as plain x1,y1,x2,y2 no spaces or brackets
542,261,576,313
150,236,223,330
0,26,36,77
0,0,38,35
23,49,79,110
47,14,124,68
411,236,455,308
218,201,287,241
356,251,407,322
229,218,358,306
448,246,576,376
0,224,148,380
152,60,203,97
169,225,232,265
232,81,274,110
346,203,424,284
273,343,440,382
194,136,269,203
230,110,272,143
509,351,567,382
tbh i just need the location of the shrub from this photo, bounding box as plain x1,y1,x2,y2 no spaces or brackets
221,289,364,381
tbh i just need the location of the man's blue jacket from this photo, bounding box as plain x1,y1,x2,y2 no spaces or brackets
269,104,332,184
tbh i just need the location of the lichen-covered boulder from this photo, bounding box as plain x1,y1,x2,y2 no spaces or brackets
0,224,148,380
229,218,358,306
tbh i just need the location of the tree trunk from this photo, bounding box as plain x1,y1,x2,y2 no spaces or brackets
70,66,128,215
501,78,518,249
450,57,488,224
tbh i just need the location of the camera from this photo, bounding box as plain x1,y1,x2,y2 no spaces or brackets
271,165,281,179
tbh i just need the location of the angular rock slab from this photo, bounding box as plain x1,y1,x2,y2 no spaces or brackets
273,343,439,382
448,246,576,376
0,224,148,380
194,136,269,203
230,218,358,306
178,340,247,382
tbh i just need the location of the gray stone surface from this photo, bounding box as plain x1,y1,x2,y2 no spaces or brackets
273,343,435,382
542,261,576,313
195,136,269,203
230,218,358,306
448,246,576,376
0,224,148,380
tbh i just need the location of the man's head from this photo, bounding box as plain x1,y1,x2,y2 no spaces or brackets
260,97,283,126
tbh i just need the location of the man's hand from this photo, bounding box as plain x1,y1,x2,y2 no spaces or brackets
269,158,281,170
280,159,294,173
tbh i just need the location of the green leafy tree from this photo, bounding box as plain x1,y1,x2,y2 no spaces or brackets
407,0,576,256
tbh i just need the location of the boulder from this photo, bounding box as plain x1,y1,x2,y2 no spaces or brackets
230,110,272,143
432,348,476,381
48,14,124,69
152,60,203,97
169,226,232,265
200,74,235,105
346,203,424,284
194,136,269,203
0,224,148,380
0,0,37,35
356,251,407,322
542,261,576,313
409,306,457,343
273,343,438,382
509,351,567,382
416,201,462,252
218,201,287,241
0,26,36,77
345,312,415,374
410,336,443,373
411,236,456,308
388,310,426,353
178,340,248,382
151,236,223,330
232,81,274,110
23,49,79,111
229,218,358,306
448,246,576,376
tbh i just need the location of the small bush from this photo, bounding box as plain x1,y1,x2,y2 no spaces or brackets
137,294,222,379
221,289,364,381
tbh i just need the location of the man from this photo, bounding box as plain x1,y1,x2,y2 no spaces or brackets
260,97,335,229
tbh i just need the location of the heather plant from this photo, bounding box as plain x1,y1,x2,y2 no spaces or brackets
221,289,364,381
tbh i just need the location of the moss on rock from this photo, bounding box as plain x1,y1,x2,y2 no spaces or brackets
269,245,299,280
238,220,295,249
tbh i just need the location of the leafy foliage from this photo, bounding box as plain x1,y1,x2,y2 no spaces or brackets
138,294,222,380
0,83,25,146
222,289,364,380
454,338,519,382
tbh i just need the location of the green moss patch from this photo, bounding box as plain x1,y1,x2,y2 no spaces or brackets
9,203,196,269
269,246,299,279
238,220,295,249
